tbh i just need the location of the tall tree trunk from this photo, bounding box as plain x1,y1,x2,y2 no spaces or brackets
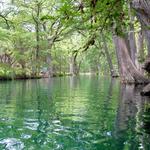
137,30,144,62
113,34,149,83
112,0,149,83
145,30,150,56
32,2,41,76
46,36,57,77
137,30,145,72
128,3,138,66
131,0,150,56
69,54,78,76
101,33,118,77
35,23,40,75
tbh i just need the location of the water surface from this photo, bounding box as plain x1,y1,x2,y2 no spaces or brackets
0,76,150,150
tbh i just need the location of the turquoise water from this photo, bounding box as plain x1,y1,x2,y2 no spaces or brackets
0,76,149,150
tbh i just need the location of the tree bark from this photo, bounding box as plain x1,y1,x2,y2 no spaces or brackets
113,34,149,83
137,30,145,72
131,0,150,56
145,30,150,56
128,3,138,66
111,0,150,83
130,0,150,93
137,30,144,62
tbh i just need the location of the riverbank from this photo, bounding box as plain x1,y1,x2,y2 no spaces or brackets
0,75,42,80
0,73,72,81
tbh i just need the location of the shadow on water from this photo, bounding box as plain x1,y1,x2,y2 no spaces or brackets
0,76,150,149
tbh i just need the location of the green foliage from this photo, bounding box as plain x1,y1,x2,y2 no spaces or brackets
0,0,145,79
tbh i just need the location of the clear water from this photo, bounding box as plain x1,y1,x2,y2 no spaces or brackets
0,76,150,150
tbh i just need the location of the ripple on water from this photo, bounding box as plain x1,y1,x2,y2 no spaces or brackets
0,138,24,150
21,133,32,139
24,119,39,131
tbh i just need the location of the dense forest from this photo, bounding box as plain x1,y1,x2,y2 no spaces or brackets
0,0,150,84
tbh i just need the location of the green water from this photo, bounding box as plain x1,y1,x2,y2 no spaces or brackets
0,76,150,150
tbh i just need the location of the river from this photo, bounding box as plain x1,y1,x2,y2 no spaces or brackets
0,76,150,150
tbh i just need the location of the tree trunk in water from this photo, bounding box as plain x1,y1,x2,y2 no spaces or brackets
128,3,138,66
131,0,150,56
101,33,118,77
137,30,144,62
131,0,150,93
113,34,149,83
137,30,145,72
145,30,150,56
111,0,150,83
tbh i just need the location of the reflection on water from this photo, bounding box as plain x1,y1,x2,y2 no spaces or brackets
0,76,149,150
